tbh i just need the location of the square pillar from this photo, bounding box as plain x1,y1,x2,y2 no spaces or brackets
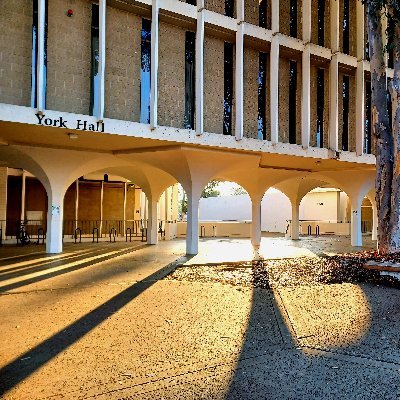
302,45,311,149
147,196,158,245
186,191,200,255
46,192,64,254
150,0,159,129
195,8,205,135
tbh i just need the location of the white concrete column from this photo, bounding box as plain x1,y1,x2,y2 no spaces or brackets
20,171,26,221
302,45,311,149
99,181,104,235
302,0,312,43
271,0,279,34
123,182,127,236
36,0,46,112
350,196,363,247
356,61,365,155
331,0,340,53
186,190,200,255
251,196,262,248
75,180,79,230
46,190,64,254
97,0,106,121
235,22,244,141
147,195,158,245
270,35,279,144
150,0,159,129
195,6,205,135
330,0,340,153
329,54,339,152
372,202,377,241
291,200,300,240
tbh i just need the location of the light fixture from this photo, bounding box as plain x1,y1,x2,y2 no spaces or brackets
68,133,79,140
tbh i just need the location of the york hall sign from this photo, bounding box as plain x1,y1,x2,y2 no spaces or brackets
35,114,105,132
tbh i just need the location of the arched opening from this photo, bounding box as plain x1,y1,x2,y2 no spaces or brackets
177,180,252,244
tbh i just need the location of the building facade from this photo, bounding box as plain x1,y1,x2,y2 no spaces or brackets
0,0,381,254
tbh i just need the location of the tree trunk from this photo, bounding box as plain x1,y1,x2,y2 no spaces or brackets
388,20,400,251
366,4,394,253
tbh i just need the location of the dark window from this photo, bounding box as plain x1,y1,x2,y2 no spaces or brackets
90,4,99,116
186,0,196,5
223,42,234,136
140,19,151,124
289,61,297,144
258,52,267,140
289,0,297,38
343,0,350,54
225,0,234,17
365,81,372,154
257,53,267,140
184,31,195,130
342,75,350,151
316,68,325,148
317,0,325,46
259,0,268,29
31,0,48,108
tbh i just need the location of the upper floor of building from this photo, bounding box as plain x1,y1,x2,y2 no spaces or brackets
0,0,391,166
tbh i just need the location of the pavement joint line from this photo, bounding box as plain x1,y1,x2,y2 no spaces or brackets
76,346,296,399
301,346,400,370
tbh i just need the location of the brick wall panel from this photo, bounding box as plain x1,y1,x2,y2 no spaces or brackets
158,22,186,128
47,0,91,114
0,0,32,106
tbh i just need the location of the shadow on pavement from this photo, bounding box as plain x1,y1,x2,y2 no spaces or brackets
0,255,189,396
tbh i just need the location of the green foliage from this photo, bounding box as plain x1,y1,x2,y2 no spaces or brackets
231,186,247,196
201,180,220,198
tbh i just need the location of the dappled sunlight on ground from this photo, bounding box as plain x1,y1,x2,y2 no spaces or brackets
276,284,372,350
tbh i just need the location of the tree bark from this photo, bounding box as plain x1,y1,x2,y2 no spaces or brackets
388,18,400,250
367,4,394,253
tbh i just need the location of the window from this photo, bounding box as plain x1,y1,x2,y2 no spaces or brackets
186,0,196,5
289,61,297,144
259,0,268,29
225,0,234,18
140,19,151,124
258,52,267,140
316,69,325,148
90,4,100,116
342,75,350,151
317,0,325,47
365,81,372,154
289,0,297,38
31,0,48,108
343,0,350,55
184,31,195,130
223,42,234,136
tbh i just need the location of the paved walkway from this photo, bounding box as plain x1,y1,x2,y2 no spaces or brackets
2,236,399,399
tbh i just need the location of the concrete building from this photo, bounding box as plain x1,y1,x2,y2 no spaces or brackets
0,0,380,254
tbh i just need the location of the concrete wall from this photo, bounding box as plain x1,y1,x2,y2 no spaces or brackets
199,189,360,233
204,35,228,135
104,7,141,122
243,47,260,139
158,22,186,128
279,0,302,39
0,0,32,106
244,0,271,29
47,0,91,114
311,0,331,48
310,65,329,148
